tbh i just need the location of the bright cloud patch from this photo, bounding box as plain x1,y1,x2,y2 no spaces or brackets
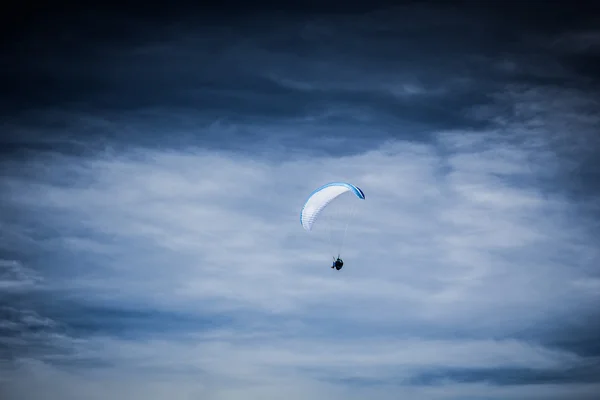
1,126,598,399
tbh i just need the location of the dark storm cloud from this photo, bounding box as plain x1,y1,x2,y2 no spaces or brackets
2,1,597,156
38,302,234,340
0,305,58,360
409,363,600,386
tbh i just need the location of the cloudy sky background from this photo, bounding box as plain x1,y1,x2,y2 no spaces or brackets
1,2,600,399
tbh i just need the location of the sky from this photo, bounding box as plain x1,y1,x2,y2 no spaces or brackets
1,1,600,399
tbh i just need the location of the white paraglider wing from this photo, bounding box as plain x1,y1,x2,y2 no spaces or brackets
300,182,365,232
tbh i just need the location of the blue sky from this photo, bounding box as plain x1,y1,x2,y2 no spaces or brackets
1,2,600,399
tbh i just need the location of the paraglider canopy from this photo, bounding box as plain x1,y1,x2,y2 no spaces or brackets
300,182,365,232
300,182,365,265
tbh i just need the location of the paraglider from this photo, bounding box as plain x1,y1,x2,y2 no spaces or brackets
332,257,344,270
300,182,365,271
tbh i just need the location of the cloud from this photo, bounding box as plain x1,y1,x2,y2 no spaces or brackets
0,260,42,292
2,119,599,398
1,3,599,400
